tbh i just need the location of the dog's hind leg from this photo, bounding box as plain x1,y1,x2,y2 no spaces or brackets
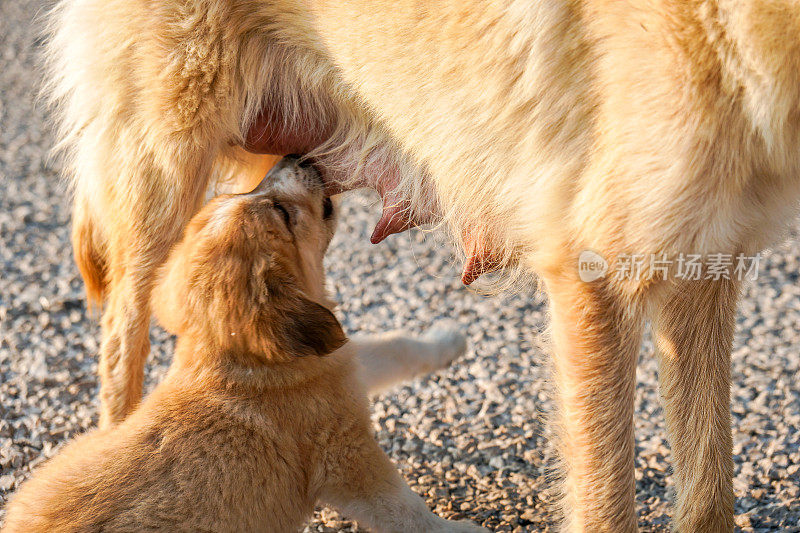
544,272,644,532
652,279,738,532
95,153,215,427
66,130,217,428
351,323,467,395
47,0,257,426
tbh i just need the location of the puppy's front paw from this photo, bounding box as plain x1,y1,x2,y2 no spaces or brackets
437,519,489,532
419,321,468,371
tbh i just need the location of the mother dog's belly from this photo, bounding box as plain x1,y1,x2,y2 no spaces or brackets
244,103,333,156
301,0,800,279
243,88,446,271
304,1,598,276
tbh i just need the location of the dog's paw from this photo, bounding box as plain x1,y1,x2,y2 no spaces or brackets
436,519,489,532
419,320,468,371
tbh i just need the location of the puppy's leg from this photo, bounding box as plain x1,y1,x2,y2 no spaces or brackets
544,274,643,532
351,323,467,394
321,436,487,532
652,279,738,532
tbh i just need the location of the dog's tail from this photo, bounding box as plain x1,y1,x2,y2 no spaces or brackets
71,196,107,310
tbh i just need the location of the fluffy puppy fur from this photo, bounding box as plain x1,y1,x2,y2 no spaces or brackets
3,159,485,533
45,0,800,530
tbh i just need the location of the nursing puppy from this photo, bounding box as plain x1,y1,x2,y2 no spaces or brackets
3,159,485,533
46,1,800,530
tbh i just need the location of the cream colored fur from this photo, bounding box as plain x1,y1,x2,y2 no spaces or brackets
44,1,800,531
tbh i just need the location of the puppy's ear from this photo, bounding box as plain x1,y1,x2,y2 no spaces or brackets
276,295,347,357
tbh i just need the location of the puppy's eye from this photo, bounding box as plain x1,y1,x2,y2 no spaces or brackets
322,197,334,219
273,201,292,227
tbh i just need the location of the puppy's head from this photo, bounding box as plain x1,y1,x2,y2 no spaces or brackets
152,155,345,363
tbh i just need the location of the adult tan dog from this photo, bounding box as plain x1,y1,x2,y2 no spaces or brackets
45,0,800,531
3,159,485,533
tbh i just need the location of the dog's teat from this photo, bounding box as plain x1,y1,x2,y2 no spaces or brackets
370,195,414,244
461,227,502,285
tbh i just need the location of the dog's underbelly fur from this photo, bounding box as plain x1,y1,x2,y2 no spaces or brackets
48,0,800,282
327,2,800,267
242,1,800,279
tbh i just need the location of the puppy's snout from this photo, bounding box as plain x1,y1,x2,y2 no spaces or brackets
253,155,323,196
284,153,307,167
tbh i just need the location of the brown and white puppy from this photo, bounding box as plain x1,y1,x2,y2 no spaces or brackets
45,1,800,530
2,159,485,533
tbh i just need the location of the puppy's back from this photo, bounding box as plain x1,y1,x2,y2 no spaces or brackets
3,382,316,533
2,429,120,533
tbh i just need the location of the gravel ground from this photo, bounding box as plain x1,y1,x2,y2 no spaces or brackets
1,1,799,531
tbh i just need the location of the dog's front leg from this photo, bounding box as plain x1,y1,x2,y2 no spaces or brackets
320,436,487,532
653,279,738,532
544,273,643,532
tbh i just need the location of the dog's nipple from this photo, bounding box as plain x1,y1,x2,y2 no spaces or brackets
370,198,414,244
461,228,502,285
